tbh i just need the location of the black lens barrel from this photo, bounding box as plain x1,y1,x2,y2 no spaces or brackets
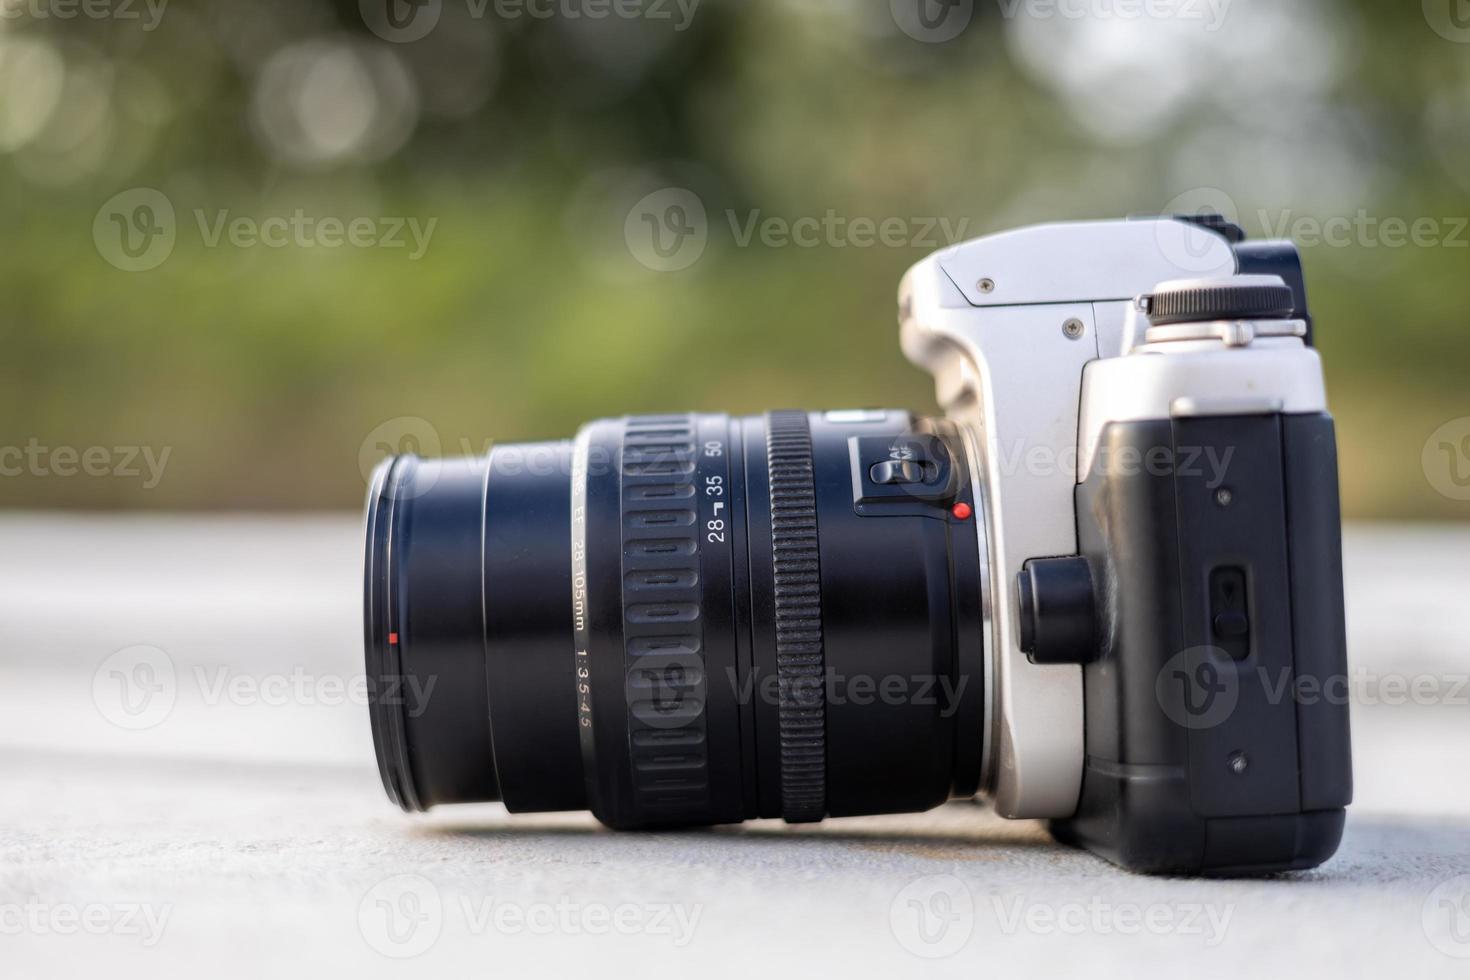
482,441,586,813
366,443,586,813
365,455,500,810
364,410,984,827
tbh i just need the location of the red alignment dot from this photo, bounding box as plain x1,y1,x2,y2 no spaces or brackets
388,632,399,646
951,502,973,521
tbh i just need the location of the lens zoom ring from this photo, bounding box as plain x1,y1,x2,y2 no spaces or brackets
765,410,826,822
619,415,712,822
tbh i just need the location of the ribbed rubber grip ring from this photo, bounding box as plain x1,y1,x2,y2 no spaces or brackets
764,410,826,823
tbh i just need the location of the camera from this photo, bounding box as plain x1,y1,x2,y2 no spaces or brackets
362,216,1352,875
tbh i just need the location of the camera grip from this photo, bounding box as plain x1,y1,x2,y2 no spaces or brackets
1051,412,1352,875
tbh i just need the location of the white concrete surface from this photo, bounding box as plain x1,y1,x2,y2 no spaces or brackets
1,515,1469,978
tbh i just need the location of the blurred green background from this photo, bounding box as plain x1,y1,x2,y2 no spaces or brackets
1,0,1467,516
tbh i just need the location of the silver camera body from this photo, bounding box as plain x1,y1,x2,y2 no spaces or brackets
900,216,1350,872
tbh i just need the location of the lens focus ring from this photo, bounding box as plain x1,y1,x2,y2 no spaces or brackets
765,410,827,822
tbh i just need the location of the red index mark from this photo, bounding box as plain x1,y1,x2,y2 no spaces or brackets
951,502,973,521
388,632,399,646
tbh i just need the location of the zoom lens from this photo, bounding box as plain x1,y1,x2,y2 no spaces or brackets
364,410,985,827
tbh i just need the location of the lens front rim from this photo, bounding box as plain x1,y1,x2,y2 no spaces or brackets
363,455,421,812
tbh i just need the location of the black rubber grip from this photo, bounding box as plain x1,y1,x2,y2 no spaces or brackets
764,410,826,822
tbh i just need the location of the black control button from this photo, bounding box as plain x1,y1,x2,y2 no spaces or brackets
1209,567,1251,659
1017,556,1097,666
870,459,925,485
850,433,957,509
1213,610,1249,638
